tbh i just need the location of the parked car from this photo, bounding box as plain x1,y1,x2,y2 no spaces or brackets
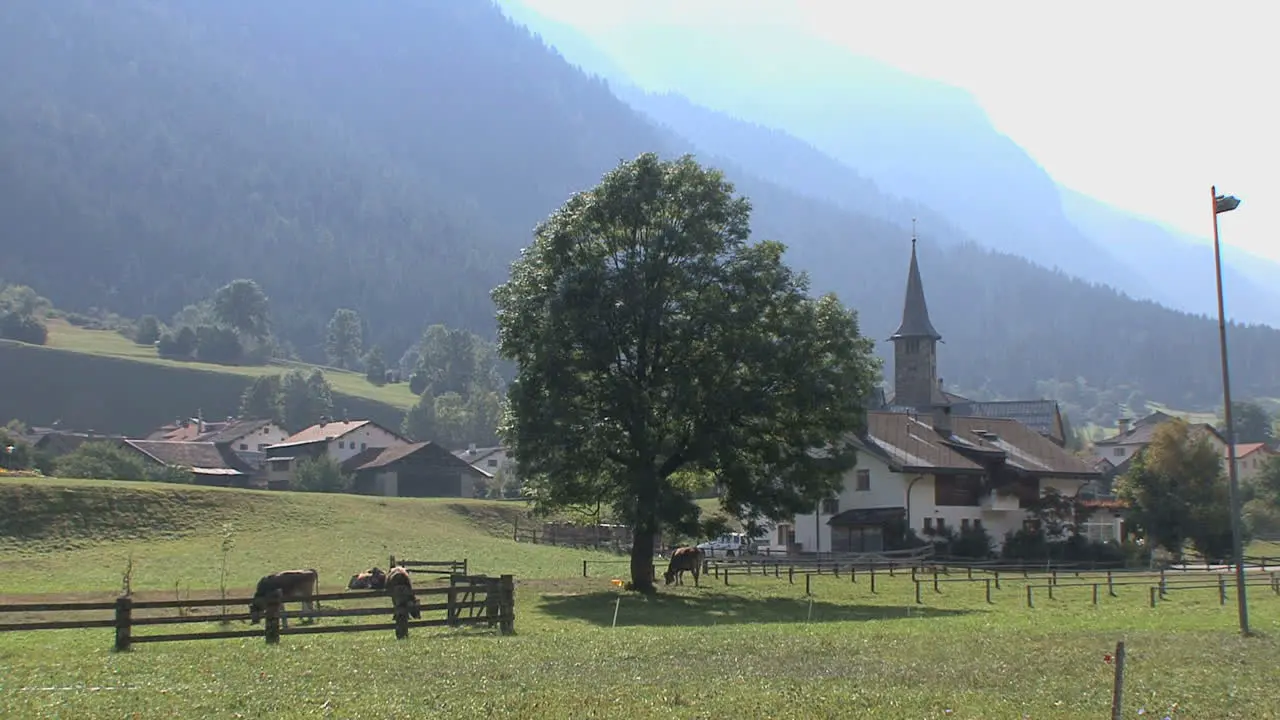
696,532,757,557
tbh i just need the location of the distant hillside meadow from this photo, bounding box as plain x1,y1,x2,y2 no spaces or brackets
0,321,409,436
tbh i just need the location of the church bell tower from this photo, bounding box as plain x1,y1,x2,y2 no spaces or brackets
889,222,945,410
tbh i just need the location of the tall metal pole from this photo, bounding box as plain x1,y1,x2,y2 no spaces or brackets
1210,184,1249,636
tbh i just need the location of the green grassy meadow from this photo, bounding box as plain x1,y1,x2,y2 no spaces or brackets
2,478,1279,719
0,321,411,435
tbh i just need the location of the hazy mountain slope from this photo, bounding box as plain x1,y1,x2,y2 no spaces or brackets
2,0,1279,422
1059,188,1280,325
500,4,1280,327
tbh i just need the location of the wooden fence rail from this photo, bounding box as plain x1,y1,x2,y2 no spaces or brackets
0,574,516,650
389,556,468,577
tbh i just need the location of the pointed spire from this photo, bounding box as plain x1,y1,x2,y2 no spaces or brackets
890,219,942,341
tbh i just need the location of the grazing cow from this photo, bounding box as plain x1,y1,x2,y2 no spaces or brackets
663,546,705,587
248,569,319,627
347,567,388,590
385,566,422,619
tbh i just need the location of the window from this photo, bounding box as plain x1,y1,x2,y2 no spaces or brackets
338,441,345,449
821,497,839,515
262,427,270,434
935,475,982,506
923,517,934,532
960,518,971,532
487,458,498,467
974,519,983,531
239,443,248,451
361,443,367,450
1112,447,1125,457
935,518,946,533
855,469,871,492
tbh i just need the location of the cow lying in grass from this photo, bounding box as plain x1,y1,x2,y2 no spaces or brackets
663,546,705,587
347,567,387,590
249,568,319,628
385,566,421,619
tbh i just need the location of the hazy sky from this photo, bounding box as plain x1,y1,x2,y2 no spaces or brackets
519,0,1276,263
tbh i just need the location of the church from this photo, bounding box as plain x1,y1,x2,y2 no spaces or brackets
768,233,1099,555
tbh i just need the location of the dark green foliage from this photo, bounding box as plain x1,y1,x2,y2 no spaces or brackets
211,279,271,340
0,429,34,470
134,315,162,346
194,325,243,365
0,341,403,437
1226,401,1273,445
157,326,197,359
494,153,881,591
401,391,437,444
325,309,364,370
0,311,48,345
291,455,350,493
408,370,429,396
1115,419,1244,560
278,369,335,432
54,441,152,481
929,525,995,560
239,375,284,424
363,346,387,385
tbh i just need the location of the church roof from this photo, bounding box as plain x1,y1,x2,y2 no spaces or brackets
889,238,942,341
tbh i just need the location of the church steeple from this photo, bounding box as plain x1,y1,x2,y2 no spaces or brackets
889,221,945,409
890,222,941,342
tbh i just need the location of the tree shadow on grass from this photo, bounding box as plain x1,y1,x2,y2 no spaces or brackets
537,590,974,627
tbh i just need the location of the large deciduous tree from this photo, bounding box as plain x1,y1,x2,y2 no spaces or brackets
492,153,880,592
325,308,364,369
212,279,271,340
1225,401,1274,445
1115,418,1241,560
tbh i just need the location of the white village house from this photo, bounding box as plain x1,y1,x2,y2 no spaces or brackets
263,419,408,487
765,236,1104,554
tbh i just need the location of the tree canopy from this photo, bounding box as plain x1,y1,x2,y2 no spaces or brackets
493,153,881,592
1114,418,1239,560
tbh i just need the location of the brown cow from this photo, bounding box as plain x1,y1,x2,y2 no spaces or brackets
347,567,388,590
385,566,421,619
663,547,705,587
249,568,319,627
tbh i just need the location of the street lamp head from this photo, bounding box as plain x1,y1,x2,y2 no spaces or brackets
1215,194,1241,214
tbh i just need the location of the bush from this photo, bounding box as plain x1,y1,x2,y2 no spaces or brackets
291,455,351,493
0,311,48,345
54,441,152,481
408,370,429,396
135,315,162,345
157,326,197,359
194,325,243,364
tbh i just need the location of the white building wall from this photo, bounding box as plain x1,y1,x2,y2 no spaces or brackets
326,425,406,463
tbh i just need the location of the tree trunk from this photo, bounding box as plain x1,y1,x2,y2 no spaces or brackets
628,522,657,593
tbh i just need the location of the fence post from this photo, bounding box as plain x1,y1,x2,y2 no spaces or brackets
933,574,940,594
985,579,992,604
485,577,500,628
265,589,282,644
461,559,468,576
1110,640,1126,720
513,519,518,542
583,559,589,578
870,567,877,594
388,554,396,569
1025,585,1033,608
994,571,1001,590
1092,583,1099,605
1047,583,1054,601
499,575,515,636
1219,575,1227,605
723,565,730,586
1148,587,1157,608
788,566,794,584
915,580,922,604
448,574,459,628
113,596,133,652
805,573,811,596
393,588,410,640
1108,571,1115,597
1158,570,1167,599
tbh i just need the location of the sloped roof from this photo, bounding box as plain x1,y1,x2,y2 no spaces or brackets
453,446,506,465
281,420,371,445
889,240,941,341
1235,442,1272,457
122,440,251,474
206,419,276,444
1094,412,1225,447
343,442,493,478
955,400,1063,441
859,412,1097,478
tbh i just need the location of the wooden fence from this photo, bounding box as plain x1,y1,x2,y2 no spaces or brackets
0,573,515,651
389,556,468,577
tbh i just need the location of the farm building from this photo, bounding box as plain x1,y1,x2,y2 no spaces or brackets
343,441,491,498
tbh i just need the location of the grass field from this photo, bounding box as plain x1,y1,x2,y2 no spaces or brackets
2,478,1279,718
45,319,418,410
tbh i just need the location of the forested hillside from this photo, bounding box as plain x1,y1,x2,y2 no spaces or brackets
1,0,1278,425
